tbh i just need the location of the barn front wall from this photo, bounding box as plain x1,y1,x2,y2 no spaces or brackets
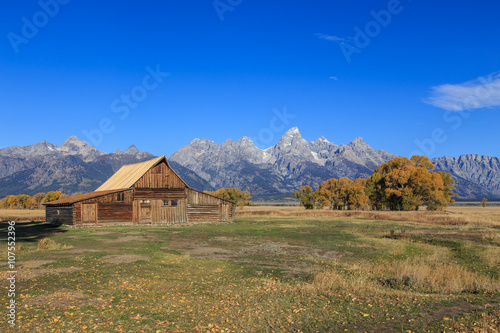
130,189,234,225
134,162,186,189
133,198,188,225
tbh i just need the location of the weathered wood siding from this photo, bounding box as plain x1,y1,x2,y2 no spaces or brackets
133,199,187,224
185,189,235,223
96,202,133,223
134,162,185,189
74,202,82,225
46,206,73,225
152,199,187,224
70,190,134,225
220,204,234,222
134,188,186,200
187,204,220,223
82,203,97,223
186,189,221,205
79,190,133,204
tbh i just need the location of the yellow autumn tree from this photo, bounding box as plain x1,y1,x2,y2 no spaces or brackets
31,192,46,209
316,178,368,210
205,187,251,208
346,178,369,210
366,155,455,211
43,191,67,203
294,185,318,209
16,194,32,209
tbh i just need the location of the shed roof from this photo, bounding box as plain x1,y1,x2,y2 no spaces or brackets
43,189,129,206
95,155,189,191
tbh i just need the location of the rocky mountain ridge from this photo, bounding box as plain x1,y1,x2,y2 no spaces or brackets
0,130,498,199
169,127,397,195
169,127,500,199
0,137,210,196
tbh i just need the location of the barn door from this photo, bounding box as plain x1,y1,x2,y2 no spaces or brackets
220,204,230,222
140,204,152,224
82,203,97,224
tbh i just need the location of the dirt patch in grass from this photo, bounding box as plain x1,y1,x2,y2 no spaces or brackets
101,254,149,264
372,301,499,333
171,239,344,260
67,248,100,253
95,232,125,237
212,236,235,242
23,290,107,308
102,235,150,243
424,301,499,323
169,239,338,275
19,260,55,268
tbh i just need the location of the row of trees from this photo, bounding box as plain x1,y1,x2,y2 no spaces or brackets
294,178,368,210
0,191,68,210
204,187,252,208
294,156,456,211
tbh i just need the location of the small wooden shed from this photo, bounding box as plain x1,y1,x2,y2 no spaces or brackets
43,155,235,226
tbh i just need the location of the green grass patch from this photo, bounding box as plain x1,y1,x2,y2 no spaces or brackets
0,216,498,332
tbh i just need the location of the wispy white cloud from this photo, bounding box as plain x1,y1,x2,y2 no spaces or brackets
316,33,345,43
329,76,339,80
425,71,500,111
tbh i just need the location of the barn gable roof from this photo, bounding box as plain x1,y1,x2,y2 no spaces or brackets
95,155,189,191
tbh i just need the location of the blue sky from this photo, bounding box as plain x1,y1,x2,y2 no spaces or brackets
1,0,499,158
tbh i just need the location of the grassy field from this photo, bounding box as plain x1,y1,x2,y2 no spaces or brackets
0,209,45,222
0,208,499,332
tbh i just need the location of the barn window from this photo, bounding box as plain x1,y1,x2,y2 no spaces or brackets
171,200,177,207
117,193,125,202
163,200,169,206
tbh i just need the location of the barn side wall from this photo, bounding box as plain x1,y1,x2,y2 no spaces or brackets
73,190,134,225
46,206,74,225
186,189,235,223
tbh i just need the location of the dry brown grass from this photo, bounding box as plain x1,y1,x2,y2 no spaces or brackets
237,205,500,227
0,208,45,221
380,257,499,293
36,238,73,251
300,257,500,297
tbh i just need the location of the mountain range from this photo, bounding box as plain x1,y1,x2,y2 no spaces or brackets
0,128,499,199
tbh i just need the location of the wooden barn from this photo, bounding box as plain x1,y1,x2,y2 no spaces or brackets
43,155,235,226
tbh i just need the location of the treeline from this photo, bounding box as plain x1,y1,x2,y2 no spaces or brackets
0,191,69,210
204,187,252,208
294,156,456,211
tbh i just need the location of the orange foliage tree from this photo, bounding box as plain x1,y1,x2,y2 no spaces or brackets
316,178,368,210
366,156,455,211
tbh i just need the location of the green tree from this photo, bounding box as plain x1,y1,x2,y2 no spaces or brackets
481,198,488,207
